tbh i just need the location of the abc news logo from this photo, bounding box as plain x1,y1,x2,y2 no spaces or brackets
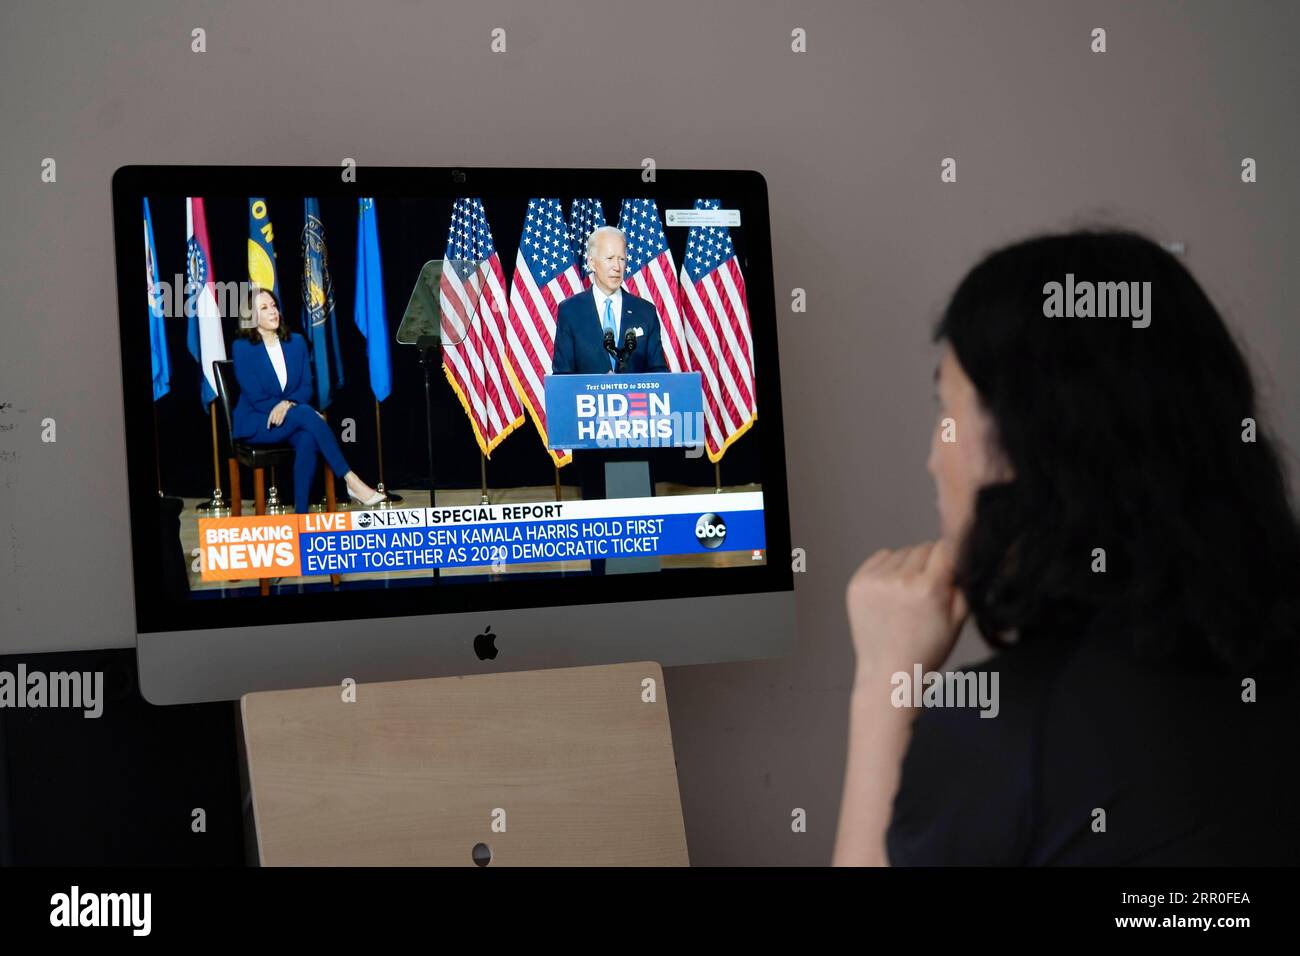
695,512,727,549
353,510,425,529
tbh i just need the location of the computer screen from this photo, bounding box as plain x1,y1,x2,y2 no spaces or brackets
114,166,792,672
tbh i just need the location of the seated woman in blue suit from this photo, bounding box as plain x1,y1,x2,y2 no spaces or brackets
232,288,384,513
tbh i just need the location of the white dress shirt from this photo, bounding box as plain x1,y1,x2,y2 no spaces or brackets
592,284,623,340
264,336,288,391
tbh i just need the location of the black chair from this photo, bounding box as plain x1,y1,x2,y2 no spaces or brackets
212,360,339,594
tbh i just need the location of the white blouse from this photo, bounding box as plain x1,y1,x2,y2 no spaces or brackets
264,336,288,391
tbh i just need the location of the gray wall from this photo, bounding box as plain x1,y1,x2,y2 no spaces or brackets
1,1,1295,864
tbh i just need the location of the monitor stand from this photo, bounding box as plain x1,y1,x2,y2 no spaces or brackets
238,661,689,865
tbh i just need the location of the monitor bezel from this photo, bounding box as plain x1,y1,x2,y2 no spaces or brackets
112,165,793,635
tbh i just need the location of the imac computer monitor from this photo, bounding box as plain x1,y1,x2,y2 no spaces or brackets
112,166,794,704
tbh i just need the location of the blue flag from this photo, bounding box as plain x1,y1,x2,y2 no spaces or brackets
354,197,391,402
248,197,278,299
143,199,170,402
300,198,344,409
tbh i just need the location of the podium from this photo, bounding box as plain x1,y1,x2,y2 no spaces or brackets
545,371,706,574
239,661,689,866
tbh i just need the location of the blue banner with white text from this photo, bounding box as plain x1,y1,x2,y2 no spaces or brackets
544,371,706,449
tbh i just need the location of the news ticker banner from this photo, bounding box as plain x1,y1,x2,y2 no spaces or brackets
544,372,705,449
197,492,766,581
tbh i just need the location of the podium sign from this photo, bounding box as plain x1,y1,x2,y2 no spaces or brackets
544,372,705,450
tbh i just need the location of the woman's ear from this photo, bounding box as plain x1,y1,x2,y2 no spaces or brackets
975,399,1015,484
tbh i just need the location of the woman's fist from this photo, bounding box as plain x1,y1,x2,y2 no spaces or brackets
846,539,969,678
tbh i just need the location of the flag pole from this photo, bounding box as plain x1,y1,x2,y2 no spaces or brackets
554,465,561,502
714,461,721,494
373,397,402,504
475,255,489,506
211,404,220,490
374,399,385,487
198,403,230,516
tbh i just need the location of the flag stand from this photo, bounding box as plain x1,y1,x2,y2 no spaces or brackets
265,470,288,516
714,462,722,494
479,452,489,504
374,398,401,506
554,465,561,502
197,404,231,516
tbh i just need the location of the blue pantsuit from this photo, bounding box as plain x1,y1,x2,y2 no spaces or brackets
231,333,351,514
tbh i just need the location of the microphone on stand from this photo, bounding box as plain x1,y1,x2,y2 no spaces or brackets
617,330,637,373
603,330,618,371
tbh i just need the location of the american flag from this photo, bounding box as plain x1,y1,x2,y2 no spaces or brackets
679,198,756,462
505,198,584,468
440,198,522,457
618,198,688,373
567,198,606,288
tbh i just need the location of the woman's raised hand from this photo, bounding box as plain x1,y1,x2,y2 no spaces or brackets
846,539,969,680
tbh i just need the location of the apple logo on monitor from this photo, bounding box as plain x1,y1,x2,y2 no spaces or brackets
474,626,498,661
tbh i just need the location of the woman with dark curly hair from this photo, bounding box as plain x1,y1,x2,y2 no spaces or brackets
833,231,1300,866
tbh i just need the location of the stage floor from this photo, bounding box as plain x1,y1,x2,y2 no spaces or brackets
179,481,765,594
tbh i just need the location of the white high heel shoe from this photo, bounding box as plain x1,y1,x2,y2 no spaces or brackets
347,484,386,507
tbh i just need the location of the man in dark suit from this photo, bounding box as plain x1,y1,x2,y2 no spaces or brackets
551,226,670,375
551,226,670,574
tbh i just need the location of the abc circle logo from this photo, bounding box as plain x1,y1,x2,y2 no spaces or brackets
695,512,727,549
357,512,373,528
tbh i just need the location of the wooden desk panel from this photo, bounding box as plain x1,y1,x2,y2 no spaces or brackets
242,661,688,866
